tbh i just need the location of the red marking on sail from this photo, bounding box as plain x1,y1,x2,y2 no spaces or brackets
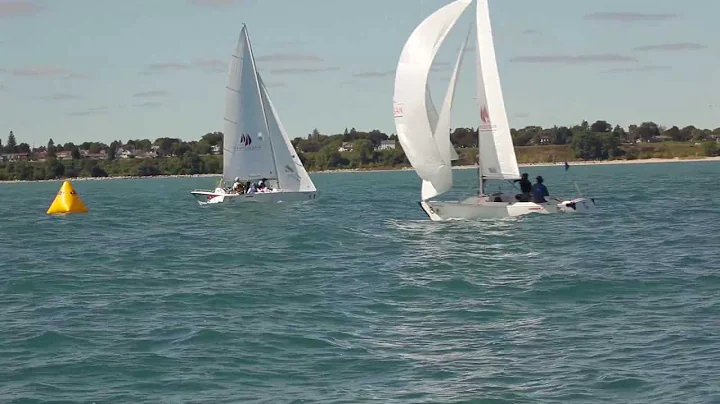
480,106,490,123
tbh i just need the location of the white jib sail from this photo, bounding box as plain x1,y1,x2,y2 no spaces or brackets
393,0,472,201
223,25,278,183
434,24,472,166
425,85,459,162
475,0,520,180
258,76,316,192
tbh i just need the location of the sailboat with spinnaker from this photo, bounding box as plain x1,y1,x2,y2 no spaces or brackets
392,0,596,220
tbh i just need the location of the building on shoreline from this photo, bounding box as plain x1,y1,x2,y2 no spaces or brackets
375,140,396,151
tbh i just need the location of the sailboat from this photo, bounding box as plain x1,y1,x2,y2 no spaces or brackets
393,0,596,220
191,25,318,205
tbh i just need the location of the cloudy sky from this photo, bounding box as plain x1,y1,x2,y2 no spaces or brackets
0,0,717,146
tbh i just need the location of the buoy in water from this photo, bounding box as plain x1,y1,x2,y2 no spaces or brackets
47,180,88,215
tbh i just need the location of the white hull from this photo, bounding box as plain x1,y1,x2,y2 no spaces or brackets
420,193,597,221
191,188,317,206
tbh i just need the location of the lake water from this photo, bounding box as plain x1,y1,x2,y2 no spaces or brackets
1,162,719,403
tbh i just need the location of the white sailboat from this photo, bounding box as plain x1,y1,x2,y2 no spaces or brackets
393,0,596,221
191,25,318,205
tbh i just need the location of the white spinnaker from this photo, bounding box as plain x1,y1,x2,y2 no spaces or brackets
223,25,277,183
434,24,472,166
426,84,439,137
475,0,520,180
393,0,472,201
258,76,316,192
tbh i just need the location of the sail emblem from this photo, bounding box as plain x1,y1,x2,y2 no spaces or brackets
480,106,490,123
239,133,252,146
393,102,404,118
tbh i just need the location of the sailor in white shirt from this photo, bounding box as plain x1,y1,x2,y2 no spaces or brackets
232,177,243,193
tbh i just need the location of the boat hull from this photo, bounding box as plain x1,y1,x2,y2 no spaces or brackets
190,189,318,206
420,194,596,221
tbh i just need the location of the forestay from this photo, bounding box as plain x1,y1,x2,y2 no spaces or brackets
223,26,278,183
393,0,472,201
475,0,520,180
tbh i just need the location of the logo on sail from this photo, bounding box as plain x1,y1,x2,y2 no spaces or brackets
240,133,252,146
480,106,490,123
234,133,260,151
479,105,494,132
393,102,404,118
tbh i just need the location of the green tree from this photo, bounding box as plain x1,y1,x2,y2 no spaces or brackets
612,125,627,142
90,165,108,177
201,132,223,146
71,147,81,160
553,126,572,145
599,133,622,158
571,132,601,159
5,131,17,153
47,148,57,159
702,141,719,157
450,127,477,147
46,158,65,178
16,143,31,154
352,139,374,165
88,143,104,154
636,122,660,142
591,120,612,133
627,124,638,142
663,126,683,141
580,120,589,132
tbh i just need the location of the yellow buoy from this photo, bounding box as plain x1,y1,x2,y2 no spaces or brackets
47,180,88,215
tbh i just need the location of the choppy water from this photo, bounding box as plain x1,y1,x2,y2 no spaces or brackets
1,162,720,403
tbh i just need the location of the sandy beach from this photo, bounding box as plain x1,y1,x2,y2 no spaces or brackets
1,157,718,184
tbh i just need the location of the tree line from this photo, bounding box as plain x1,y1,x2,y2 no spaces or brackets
1,120,719,181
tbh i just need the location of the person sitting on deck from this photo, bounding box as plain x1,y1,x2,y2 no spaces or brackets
531,176,549,203
247,182,257,194
232,177,243,194
514,173,532,201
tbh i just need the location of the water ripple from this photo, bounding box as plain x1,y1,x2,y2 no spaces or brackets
1,163,720,402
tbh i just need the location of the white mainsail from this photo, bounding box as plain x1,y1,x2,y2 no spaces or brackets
222,25,315,192
393,0,472,201
223,26,277,183
475,0,520,180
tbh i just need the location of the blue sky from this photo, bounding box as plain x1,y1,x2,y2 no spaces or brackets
0,0,717,146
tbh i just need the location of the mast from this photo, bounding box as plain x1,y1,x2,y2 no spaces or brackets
474,3,484,196
243,25,282,189
478,133,484,195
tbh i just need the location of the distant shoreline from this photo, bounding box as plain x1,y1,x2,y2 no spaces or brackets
314,156,720,174
0,156,718,184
